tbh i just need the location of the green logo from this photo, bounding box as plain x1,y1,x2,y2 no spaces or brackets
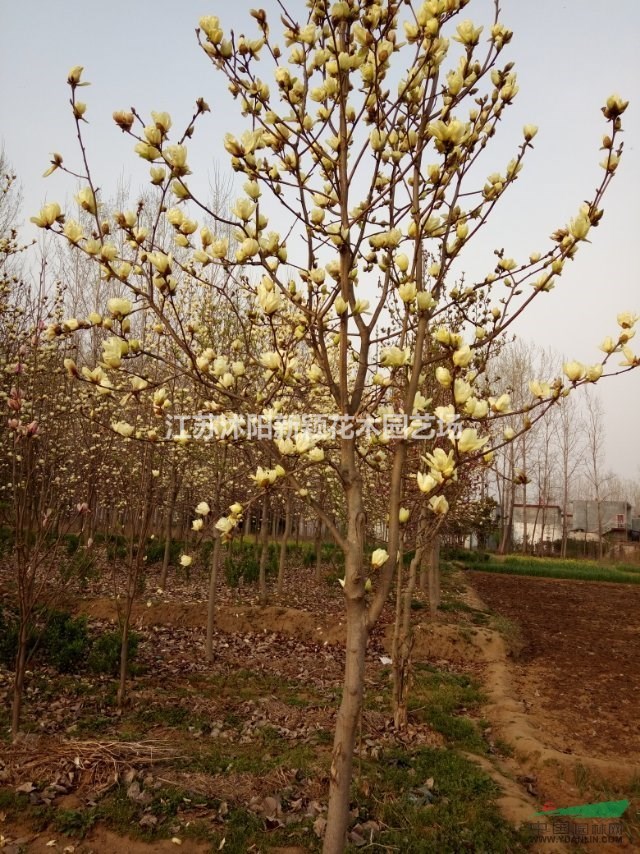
535,799,629,819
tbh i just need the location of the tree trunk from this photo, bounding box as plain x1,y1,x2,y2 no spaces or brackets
561,473,569,558
391,535,405,728
258,494,269,606
159,464,179,590
11,620,29,739
323,486,367,854
116,609,131,710
393,541,424,730
499,465,515,554
521,445,528,553
277,493,292,596
205,537,221,662
419,543,428,592
428,536,441,617
315,517,323,583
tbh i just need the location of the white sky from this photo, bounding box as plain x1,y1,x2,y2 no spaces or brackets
1,0,639,480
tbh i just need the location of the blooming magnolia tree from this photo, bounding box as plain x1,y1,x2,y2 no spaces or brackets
32,0,640,848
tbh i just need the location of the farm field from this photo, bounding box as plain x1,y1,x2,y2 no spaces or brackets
468,568,640,847
464,554,640,585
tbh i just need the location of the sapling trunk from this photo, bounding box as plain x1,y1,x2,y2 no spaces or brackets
11,620,29,740
324,486,367,854
428,536,441,617
276,493,292,596
258,493,270,606
205,536,221,662
315,517,323,583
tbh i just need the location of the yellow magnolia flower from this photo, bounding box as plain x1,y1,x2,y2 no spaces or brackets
251,466,278,487
63,358,78,376
192,519,204,532
586,364,603,382
112,421,135,438
435,367,452,388
67,65,84,85
334,295,348,315
151,110,172,134
147,251,172,274
232,197,255,221
256,277,282,316
165,144,189,174
113,110,134,131
456,428,489,454
617,312,638,329
215,516,235,535
563,361,585,382
413,392,431,413
490,393,511,413
150,166,166,184
620,346,638,367
569,210,591,241
529,380,548,399
200,15,223,44
416,291,436,312
398,507,410,524
135,142,161,161
398,281,417,302
260,351,282,371
130,376,148,392
76,187,97,215
452,345,473,368
395,253,409,273
454,378,472,404
424,447,456,478
429,495,449,515
453,20,483,46
102,337,128,369
603,93,629,118
30,202,63,228
107,297,133,318
195,501,211,516
180,554,193,567
63,219,83,243
599,337,617,354
380,346,410,368
466,398,489,419
371,548,389,568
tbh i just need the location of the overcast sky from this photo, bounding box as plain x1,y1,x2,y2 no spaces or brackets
1,0,639,483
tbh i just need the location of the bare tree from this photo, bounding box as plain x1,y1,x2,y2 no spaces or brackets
583,391,613,560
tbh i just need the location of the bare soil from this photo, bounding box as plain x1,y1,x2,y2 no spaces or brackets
467,571,640,852
468,572,640,763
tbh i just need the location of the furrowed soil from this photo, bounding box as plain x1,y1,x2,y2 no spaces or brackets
468,570,640,851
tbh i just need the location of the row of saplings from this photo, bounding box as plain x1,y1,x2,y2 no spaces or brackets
61,529,344,589
0,607,139,679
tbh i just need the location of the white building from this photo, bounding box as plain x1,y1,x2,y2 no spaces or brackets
511,503,562,547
